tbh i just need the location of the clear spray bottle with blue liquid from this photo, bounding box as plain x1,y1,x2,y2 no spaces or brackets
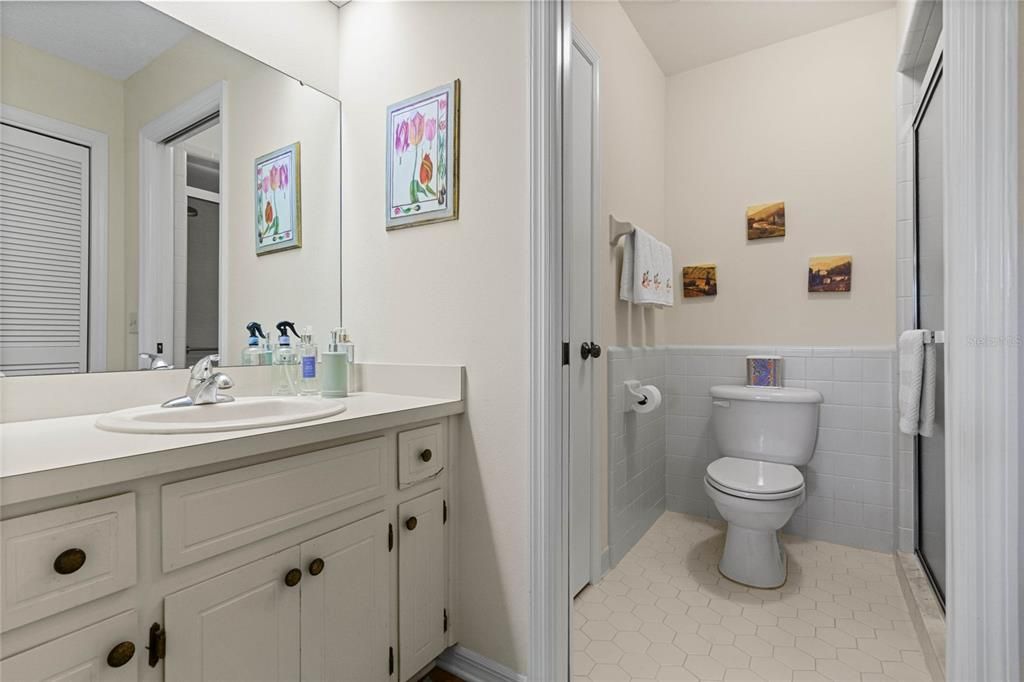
273,321,301,395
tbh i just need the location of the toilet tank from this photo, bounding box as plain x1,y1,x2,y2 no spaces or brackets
710,385,823,466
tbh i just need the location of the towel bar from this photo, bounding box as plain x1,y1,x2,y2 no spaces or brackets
609,214,633,245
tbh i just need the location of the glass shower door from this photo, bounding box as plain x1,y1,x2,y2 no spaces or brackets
913,63,945,605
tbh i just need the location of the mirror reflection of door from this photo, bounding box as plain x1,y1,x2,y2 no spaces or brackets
0,123,90,375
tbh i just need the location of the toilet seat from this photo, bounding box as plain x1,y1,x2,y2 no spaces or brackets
705,457,804,501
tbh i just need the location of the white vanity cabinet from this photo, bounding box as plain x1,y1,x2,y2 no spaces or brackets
0,413,458,682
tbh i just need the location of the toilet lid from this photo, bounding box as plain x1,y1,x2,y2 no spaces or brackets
705,457,803,497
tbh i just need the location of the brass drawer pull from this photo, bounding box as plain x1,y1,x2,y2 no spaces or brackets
419,448,433,463
405,516,418,531
284,568,302,587
53,548,87,575
107,641,135,668
308,558,325,576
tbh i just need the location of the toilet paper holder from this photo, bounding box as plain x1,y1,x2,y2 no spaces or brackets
625,380,649,406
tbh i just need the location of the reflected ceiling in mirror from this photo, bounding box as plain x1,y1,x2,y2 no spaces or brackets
0,1,341,376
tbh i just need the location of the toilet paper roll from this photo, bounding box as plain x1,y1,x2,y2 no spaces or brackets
630,384,662,414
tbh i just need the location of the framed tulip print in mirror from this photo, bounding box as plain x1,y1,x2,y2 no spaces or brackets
386,80,460,230
255,142,302,255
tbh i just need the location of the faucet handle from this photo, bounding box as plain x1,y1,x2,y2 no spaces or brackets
190,354,221,380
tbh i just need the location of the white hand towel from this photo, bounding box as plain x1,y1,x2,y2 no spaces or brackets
619,227,673,307
898,330,937,436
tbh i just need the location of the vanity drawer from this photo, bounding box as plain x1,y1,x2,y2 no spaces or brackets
0,610,139,681
397,423,445,489
162,436,387,571
1,493,137,632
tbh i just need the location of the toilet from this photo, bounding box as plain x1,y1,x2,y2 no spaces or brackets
704,385,823,588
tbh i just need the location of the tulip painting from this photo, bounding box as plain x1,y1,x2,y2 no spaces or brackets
254,142,302,255
386,80,460,229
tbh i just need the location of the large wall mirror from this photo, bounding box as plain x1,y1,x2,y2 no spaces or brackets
0,1,341,375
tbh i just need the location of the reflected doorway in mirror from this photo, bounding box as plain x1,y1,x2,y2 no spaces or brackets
386,80,460,230
255,142,302,254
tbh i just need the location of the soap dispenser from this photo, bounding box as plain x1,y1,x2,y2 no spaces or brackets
321,327,349,398
242,322,267,366
272,321,300,395
298,326,319,396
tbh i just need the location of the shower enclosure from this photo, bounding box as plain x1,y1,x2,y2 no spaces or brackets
912,53,945,606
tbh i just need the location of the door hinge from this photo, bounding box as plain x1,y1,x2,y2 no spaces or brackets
147,622,166,667
443,500,448,525
389,646,394,675
561,341,569,366
443,608,448,632
388,523,394,551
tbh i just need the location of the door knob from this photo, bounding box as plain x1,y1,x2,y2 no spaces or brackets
580,342,602,360
308,558,325,576
284,568,302,587
419,448,433,462
406,516,418,531
590,343,602,358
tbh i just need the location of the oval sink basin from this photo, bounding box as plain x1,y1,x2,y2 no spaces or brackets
95,397,347,434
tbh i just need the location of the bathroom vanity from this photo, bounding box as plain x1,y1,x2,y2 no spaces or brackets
0,367,465,682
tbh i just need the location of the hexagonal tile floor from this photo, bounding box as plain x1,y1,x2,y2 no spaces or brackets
573,512,936,681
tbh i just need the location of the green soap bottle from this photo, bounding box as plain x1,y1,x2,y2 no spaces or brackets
320,327,349,398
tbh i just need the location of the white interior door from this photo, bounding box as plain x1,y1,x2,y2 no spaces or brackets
0,123,90,375
567,32,599,597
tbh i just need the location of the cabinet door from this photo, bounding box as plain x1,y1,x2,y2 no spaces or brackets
300,512,389,682
398,489,446,679
0,610,138,682
164,548,300,682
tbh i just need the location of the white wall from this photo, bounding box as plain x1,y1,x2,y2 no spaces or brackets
571,0,669,565
337,1,530,673
0,37,129,370
123,33,341,366
662,9,898,346
144,0,340,99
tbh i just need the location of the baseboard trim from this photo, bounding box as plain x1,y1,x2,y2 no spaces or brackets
435,645,526,682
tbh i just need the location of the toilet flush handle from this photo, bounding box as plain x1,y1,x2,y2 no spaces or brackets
713,400,731,408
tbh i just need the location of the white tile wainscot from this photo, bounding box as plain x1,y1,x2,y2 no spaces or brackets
607,345,898,561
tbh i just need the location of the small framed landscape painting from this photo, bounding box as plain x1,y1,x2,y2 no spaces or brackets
386,79,460,230
255,142,302,255
682,264,717,298
746,201,786,240
808,255,853,292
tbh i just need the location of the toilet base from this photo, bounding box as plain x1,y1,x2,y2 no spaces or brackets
719,525,787,588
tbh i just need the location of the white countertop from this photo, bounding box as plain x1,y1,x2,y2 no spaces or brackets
0,392,464,506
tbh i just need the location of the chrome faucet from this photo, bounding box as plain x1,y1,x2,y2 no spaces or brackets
161,354,234,408
139,352,173,370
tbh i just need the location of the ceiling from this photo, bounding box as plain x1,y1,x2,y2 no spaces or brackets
619,0,895,75
0,1,192,80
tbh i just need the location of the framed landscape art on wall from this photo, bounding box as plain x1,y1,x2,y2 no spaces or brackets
386,79,460,230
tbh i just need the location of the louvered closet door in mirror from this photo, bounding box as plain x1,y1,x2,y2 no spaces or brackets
0,123,90,376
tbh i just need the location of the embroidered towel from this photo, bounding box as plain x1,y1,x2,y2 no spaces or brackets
619,227,674,307
898,330,936,436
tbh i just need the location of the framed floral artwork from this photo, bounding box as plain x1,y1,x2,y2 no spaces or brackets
386,80,460,230
255,142,302,255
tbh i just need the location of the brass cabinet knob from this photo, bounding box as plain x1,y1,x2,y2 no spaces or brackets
308,558,325,576
419,449,433,463
284,568,302,587
107,641,135,668
405,516,418,531
53,548,87,575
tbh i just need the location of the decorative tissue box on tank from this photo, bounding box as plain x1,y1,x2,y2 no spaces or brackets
747,356,782,387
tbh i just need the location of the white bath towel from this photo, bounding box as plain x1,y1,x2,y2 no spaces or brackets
898,330,937,436
619,227,674,307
